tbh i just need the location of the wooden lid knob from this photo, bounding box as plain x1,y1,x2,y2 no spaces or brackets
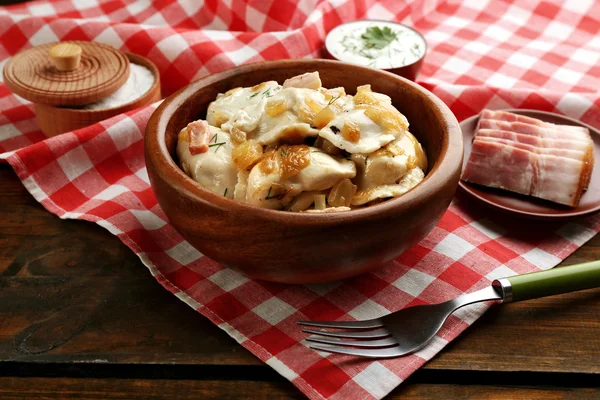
49,43,82,71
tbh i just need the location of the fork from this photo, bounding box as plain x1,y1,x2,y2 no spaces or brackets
298,260,600,358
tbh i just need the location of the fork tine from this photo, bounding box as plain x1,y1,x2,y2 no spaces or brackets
297,319,383,329
308,344,408,358
301,327,390,339
306,336,397,348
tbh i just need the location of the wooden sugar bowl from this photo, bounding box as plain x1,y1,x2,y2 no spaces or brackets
3,41,161,137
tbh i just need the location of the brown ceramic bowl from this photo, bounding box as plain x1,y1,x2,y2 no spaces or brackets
145,59,462,284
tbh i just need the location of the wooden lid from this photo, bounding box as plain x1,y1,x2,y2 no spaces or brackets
3,41,130,107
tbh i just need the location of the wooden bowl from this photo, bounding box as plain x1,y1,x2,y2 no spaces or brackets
145,59,463,284
35,53,161,137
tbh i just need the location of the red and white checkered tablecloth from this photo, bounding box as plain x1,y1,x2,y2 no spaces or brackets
2,1,600,399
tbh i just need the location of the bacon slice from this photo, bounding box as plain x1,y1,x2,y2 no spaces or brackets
475,137,586,160
476,129,591,153
477,119,590,143
463,139,586,206
187,120,211,155
461,110,595,207
478,110,589,136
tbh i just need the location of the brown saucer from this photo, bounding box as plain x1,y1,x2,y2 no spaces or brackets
459,109,600,220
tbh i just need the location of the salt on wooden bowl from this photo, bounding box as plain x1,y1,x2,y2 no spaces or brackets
35,53,161,137
3,41,161,137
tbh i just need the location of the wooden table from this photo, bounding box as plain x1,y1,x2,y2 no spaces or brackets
1,164,599,399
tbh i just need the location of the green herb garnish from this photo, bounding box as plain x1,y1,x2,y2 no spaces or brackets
358,49,375,59
249,88,273,99
328,95,340,106
209,141,227,152
211,133,219,143
265,186,288,200
223,188,228,197
341,41,358,54
411,43,422,58
361,26,398,50
280,147,287,156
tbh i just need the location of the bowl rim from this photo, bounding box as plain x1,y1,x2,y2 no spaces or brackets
145,59,463,225
324,19,428,70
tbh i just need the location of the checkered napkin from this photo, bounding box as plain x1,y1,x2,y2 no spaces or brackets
2,1,600,399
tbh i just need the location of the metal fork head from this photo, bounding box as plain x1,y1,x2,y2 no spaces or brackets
298,305,449,358
297,285,503,358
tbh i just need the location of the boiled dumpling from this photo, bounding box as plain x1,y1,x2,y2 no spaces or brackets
244,146,356,209
351,132,426,205
317,85,408,154
319,109,398,154
249,87,328,145
352,167,425,206
176,124,237,198
207,81,281,132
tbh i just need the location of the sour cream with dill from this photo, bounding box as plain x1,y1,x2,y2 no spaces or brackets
326,20,426,70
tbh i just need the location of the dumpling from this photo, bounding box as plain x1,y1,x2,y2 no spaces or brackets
207,81,281,132
176,123,237,198
249,87,328,145
244,146,356,209
351,132,427,205
319,109,398,154
352,167,425,206
317,85,408,154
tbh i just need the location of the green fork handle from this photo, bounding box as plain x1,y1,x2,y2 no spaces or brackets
494,260,600,303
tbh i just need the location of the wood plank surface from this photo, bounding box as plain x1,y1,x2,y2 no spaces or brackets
1,159,599,400
0,377,597,400
1,165,599,374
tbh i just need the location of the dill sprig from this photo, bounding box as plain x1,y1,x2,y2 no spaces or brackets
265,186,288,200
328,95,340,106
209,141,226,152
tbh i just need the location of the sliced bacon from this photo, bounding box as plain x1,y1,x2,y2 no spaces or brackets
477,119,590,142
461,110,595,207
476,129,591,152
462,139,585,206
475,137,585,161
479,110,588,134
188,120,210,155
